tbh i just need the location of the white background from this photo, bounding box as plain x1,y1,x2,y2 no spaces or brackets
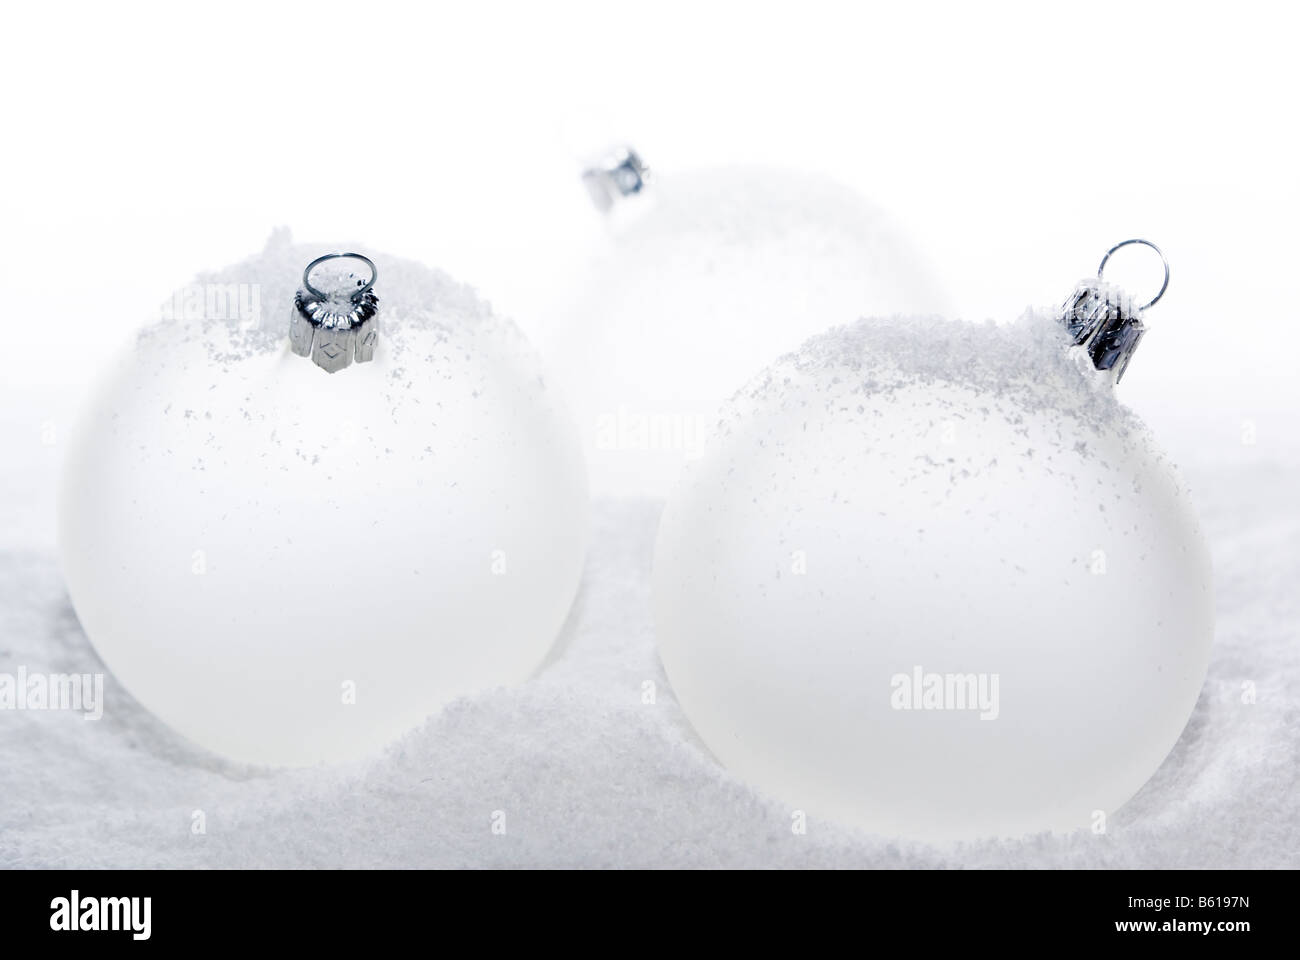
1,0,1297,544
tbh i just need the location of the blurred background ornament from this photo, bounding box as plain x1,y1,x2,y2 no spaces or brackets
540,148,953,499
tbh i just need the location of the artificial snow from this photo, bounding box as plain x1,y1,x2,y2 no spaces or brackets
0,459,1296,866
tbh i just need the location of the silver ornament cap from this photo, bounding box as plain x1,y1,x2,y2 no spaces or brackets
290,253,379,373
582,146,650,212
1058,239,1169,383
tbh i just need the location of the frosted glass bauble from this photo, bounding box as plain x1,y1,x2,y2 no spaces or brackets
59,234,588,766
653,313,1214,840
545,166,951,498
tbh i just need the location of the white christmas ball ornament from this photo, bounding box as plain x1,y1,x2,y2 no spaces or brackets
653,312,1213,840
547,165,951,497
59,234,588,766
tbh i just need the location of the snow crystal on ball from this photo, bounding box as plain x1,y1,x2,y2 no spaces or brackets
722,311,1144,453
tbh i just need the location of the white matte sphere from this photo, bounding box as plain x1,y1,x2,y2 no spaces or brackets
59,234,589,766
653,313,1214,840
544,166,951,498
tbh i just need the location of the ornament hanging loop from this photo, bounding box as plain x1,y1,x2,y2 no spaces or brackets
302,252,378,302
1097,239,1169,311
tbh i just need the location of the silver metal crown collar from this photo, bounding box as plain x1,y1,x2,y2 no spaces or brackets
582,146,650,213
289,253,379,374
1058,239,1169,383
